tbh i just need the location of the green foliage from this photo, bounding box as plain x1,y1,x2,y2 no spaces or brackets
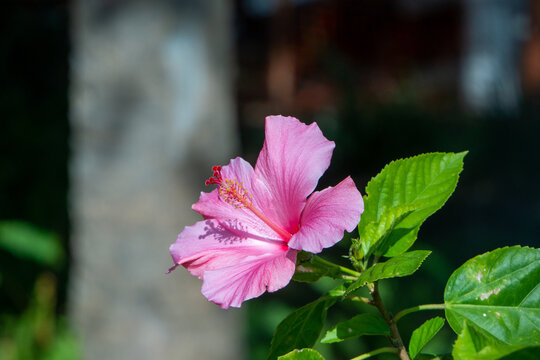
452,322,534,360
0,221,76,360
444,246,540,346
260,152,540,360
352,205,415,260
41,330,80,360
0,274,79,360
293,252,342,283
0,221,63,267
321,313,389,343
266,298,336,360
278,349,326,360
408,317,445,360
497,346,540,359
356,152,466,258
346,250,431,295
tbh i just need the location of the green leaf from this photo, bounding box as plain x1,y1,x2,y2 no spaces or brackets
321,313,390,343
293,252,341,283
266,298,336,360
409,317,445,360
278,349,326,360
452,321,533,360
356,205,416,259
359,152,466,257
445,246,540,346
346,250,431,295
498,346,540,359
0,221,64,266
452,322,500,359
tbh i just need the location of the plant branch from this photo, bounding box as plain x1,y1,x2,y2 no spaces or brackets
393,303,446,323
351,347,399,360
312,256,362,277
369,282,410,360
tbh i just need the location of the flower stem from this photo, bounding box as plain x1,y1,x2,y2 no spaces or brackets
312,256,362,277
344,296,373,305
351,347,399,360
393,304,446,323
369,282,410,360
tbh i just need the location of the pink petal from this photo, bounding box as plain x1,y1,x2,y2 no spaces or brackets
169,219,296,308
254,116,335,233
202,249,296,309
288,176,364,253
193,157,282,241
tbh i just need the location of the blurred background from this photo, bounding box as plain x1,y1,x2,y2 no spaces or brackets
1,0,539,359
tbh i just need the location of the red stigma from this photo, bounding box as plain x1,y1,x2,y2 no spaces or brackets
205,165,223,186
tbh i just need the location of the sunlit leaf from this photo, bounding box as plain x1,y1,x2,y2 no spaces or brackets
445,246,540,346
266,298,336,360
321,313,389,343
346,250,431,295
355,205,415,259
0,221,63,266
409,317,445,360
278,348,326,360
358,152,466,257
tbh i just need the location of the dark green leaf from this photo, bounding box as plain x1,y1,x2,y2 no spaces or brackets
498,346,540,359
278,349,326,360
0,221,64,266
409,317,445,360
452,321,534,360
445,246,540,346
359,152,466,257
346,250,431,295
266,298,336,360
321,313,390,343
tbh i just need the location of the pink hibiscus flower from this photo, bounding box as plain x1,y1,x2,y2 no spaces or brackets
168,116,364,309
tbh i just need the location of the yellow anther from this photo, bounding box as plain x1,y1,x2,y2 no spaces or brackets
218,178,252,209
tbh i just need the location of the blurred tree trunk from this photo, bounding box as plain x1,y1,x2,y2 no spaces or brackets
69,1,242,359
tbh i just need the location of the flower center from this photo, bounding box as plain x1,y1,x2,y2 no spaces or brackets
206,166,252,209
206,166,292,242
